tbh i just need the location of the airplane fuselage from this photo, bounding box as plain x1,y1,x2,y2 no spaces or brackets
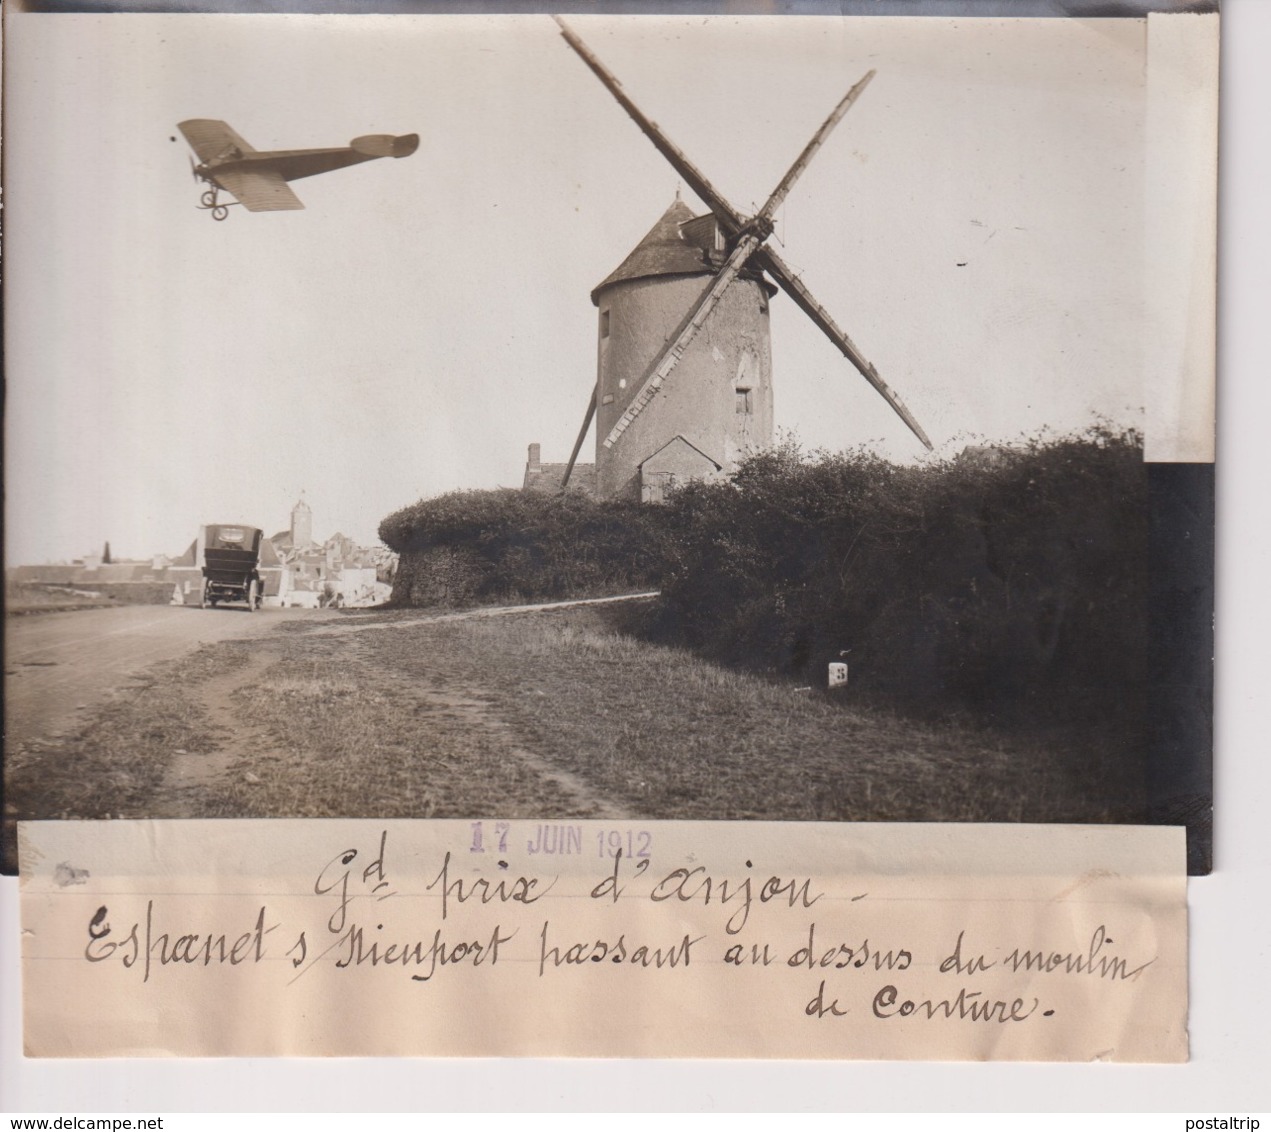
178,120,418,217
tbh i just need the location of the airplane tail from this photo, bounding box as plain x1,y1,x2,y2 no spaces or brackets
351,133,419,159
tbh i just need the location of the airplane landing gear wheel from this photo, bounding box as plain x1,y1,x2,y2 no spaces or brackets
200,189,217,208
212,204,229,221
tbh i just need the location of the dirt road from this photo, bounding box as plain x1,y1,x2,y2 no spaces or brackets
4,605,330,746
3,593,658,749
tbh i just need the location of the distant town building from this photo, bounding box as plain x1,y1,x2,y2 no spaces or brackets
266,500,393,608
291,496,313,550
8,498,397,610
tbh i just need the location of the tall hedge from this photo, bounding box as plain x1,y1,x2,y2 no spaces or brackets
653,426,1146,728
379,488,667,606
379,426,1146,731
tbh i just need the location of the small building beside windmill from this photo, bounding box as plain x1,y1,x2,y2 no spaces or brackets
522,443,597,497
526,198,775,503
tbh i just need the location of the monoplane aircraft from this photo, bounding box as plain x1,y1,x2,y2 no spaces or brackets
177,119,419,220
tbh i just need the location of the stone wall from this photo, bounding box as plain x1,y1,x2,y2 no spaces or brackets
38,581,178,605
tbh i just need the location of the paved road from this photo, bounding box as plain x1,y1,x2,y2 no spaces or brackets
4,605,331,745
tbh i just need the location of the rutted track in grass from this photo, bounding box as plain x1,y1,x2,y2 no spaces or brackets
149,645,281,818
197,628,632,820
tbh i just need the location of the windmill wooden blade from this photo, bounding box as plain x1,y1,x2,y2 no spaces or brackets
553,17,744,235
556,15,930,456
756,246,934,450
561,384,598,488
604,232,762,449
756,70,875,225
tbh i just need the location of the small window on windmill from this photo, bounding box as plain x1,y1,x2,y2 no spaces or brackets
735,387,753,415
600,309,611,338
681,214,724,255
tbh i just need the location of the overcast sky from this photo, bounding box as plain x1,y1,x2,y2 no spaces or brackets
5,12,1149,564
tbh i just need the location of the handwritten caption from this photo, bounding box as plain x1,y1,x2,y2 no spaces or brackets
79,824,1156,1028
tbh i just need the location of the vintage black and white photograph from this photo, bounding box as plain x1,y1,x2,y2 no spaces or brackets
4,7,1215,876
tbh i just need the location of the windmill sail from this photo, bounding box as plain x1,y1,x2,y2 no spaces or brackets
554,17,934,454
561,384,598,487
755,247,933,450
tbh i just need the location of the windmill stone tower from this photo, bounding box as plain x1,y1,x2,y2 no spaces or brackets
592,199,774,501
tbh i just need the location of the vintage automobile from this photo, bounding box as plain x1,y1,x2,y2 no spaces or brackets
200,524,264,611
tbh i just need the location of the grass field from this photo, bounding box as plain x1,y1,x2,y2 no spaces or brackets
4,582,117,614
4,604,1146,866
381,608,1144,823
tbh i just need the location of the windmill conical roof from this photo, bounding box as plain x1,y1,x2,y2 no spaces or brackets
591,199,713,305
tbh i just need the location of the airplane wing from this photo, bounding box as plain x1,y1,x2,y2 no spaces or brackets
212,169,305,212
177,119,256,164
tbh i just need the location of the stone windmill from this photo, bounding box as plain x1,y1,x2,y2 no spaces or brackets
553,18,933,502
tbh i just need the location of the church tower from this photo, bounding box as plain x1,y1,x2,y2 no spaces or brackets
591,199,774,501
290,496,312,550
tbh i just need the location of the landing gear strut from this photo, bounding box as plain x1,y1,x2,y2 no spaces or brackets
196,183,233,221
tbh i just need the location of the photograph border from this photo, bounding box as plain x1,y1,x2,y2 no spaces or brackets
1,0,1255,1111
